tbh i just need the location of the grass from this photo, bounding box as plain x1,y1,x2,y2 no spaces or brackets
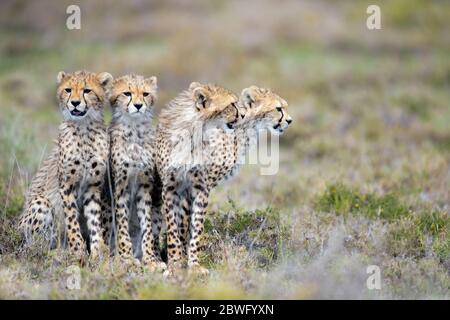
203,203,288,269
0,0,449,299
316,183,410,220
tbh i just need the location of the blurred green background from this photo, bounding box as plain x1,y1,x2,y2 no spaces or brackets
0,0,449,299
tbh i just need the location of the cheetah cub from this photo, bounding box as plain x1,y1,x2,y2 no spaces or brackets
155,82,240,275
108,74,164,270
216,85,292,182
175,86,291,274
57,70,113,259
19,70,113,260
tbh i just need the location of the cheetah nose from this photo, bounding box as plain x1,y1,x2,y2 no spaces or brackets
71,100,80,107
134,103,143,110
286,118,293,125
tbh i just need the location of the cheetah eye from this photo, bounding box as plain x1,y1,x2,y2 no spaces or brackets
276,106,282,111
83,89,91,94
143,92,149,97
123,92,132,97
65,88,72,93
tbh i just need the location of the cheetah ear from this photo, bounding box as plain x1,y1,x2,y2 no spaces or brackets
57,71,66,84
189,82,202,91
145,76,157,88
190,82,210,110
97,72,113,88
240,85,259,108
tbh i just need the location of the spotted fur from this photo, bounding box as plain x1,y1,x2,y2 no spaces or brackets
175,86,291,274
154,82,239,275
18,70,113,260
18,145,61,247
208,85,292,184
107,74,165,270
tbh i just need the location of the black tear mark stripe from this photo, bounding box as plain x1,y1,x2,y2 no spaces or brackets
82,91,87,105
278,108,284,123
81,80,88,105
66,91,72,106
228,103,239,125
126,86,133,107
233,103,239,119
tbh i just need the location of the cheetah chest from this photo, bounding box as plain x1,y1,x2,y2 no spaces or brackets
121,126,153,175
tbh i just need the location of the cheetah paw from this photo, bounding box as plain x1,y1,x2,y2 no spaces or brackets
118,255,141,271
163,262,184,279
90,242,110,261
143,259,167,273
163,268,184,282
69,249,88,266
188,264,209,277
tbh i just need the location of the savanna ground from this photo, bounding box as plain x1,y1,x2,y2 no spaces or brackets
0,0,449,299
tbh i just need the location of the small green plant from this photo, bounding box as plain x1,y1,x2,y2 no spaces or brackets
417,211,449,236
415,211,450,262
394,94,431,120
316,183,363,216
0,186,24,219
316,183,410,220
203,205,287,268
0,217,23,255
364,193,410,220
386,218,426,258
431,132,450,153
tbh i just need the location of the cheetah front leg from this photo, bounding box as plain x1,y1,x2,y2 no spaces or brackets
150,174,163,260
162,171,184,275
180,195,191,255
137,173,166,272
83,165,107,260
186,169,210,275
60,182,86,259
100,186,113,248
113,168,136,265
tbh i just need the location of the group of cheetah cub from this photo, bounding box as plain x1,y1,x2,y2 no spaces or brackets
18,70,292,276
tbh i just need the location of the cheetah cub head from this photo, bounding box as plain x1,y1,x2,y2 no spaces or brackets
189,82,241,131
57,70,113,121
239,86,292,135
109,74,157,122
